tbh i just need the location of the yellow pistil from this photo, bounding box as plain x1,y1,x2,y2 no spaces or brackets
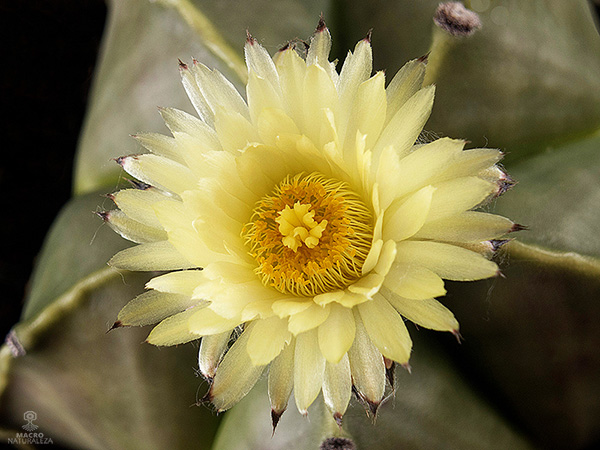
275,202,328,252
243,173,373,297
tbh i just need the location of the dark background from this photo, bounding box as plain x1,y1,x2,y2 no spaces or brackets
1,0,600,347
0,0,107,338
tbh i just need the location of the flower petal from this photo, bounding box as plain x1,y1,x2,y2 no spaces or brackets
111,187,168,229
373,85,435,160
109,241,194,271
384,185,435,242
146,270,205,295
415,211,515,242
318,303,356,364
209,323,266,412
385,263,447,300
117,290,197,326
294,329,326,414
246,316,291,366
104,210,166,243
385,58,427,126
426,177,496,222
288,303,331,335
119,154,197,196
348,312,386,406
386,294,459,332
268,338,295,416
395,241,499,281
146,307,201,346
357,294,412,364
322,354,352,420
188,307,241,336
198,331,231,380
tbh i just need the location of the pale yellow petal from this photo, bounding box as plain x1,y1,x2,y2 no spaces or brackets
440,148,503,180
348,273,385,298
146,307,201,346
193,63,250,121
153,198,220,267
235,143,291,198
306,25,336,80
247,316,291,366
198,331,231,380
395,241,499,281
383,185,435,242
362,239,383,275
214,107,259,153
357,294,412,364
313,290,345,306
302,64,338,148
337,39,373,143
247,70,283,124
272,298,313,317
373,239,397,277
385,58,427,126
386,295,459,332
133,132,183,164
385,263,447,300
146,270,204,296
337,291,370,308
109,241,194,271
158,107,219,149
209,323,266,412
427,177,496,222
373,85,435,159
245,40,280,90
294,328,326,414
119,154,197,195
117,290,197,327
112,187,168,229
104,210,166,243
348,312,385,406
188,307,241,336
377,137,464,207
202,261,256,284
256,108,300,147
344,72,386,154
318,303,356,364
288,303,331,335
179,63,213,126
322,354,352,420
275,48,306,127
268,338,295,415
415,211,515,242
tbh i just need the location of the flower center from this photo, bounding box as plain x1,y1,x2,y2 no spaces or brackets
243,173,373,296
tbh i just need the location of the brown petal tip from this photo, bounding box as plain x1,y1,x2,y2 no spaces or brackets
451,329,463,344
95,211,110,222
271,408,285,434
511,223,528,232
333,412,343,428
489,239,512,252
316,14,327,33
364,29,373,43
385,361,396,388
401,362,412,374
417,52,430,64
246,29,256,45
107,320,122,333
178,59,188,69
320,437,356,450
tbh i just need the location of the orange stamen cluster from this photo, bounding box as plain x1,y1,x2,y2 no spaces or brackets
243,173,373,296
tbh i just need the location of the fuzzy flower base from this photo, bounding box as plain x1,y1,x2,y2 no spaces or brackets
103,21,520,428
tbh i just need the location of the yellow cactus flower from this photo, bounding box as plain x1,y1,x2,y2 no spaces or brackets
104,20,521,427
